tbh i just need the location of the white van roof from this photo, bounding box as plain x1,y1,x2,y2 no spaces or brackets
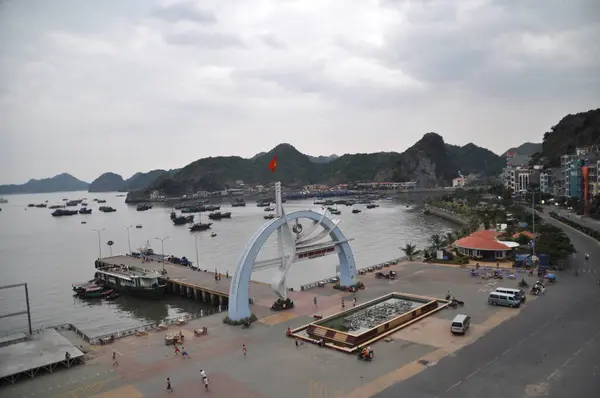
452,314,469,323
489,291,517,298
496,287,522,293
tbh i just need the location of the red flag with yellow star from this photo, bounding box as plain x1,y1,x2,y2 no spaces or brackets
268,156,277,172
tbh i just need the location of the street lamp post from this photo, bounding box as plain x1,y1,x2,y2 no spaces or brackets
155,236,170,272
92,228,106,259
191,233,200,271
531,189,537,258
124,226,133,254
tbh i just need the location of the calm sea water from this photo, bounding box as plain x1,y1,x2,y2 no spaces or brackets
0,191,455,336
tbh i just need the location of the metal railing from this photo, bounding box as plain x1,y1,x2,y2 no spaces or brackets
299,257,407,291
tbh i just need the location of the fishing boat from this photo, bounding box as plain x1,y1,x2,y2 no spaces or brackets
231,199,246,207
264,207,274,212
211,232,217,237
79,208,92,214
189,222,212,231
173,215,194,225
99,206,116,212
74,285,110,299
352,209,361,214
0,198,7,204
264,214,276,220
136,224,143,229
136,204,153,211
366,203,378,209
52,209,78,216
208,211,231,220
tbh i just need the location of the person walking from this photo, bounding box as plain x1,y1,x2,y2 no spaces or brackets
313,296,318,308
242,344,247,357
200,369,208,390
166,377,173,392
341,298,345,310
181,347,189,358
174,345,180,356
112,352,119,366
352,297,356,307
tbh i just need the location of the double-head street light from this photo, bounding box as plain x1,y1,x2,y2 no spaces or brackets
124,225,133,254
155,236,170,272
191,232,200,271
92,228,106,259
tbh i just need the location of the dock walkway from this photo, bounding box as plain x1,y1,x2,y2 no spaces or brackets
96,255,274,306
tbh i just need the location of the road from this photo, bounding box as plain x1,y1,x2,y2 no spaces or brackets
374,215,600,398
549,206,600,233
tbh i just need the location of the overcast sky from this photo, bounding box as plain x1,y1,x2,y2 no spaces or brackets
1,0,598,184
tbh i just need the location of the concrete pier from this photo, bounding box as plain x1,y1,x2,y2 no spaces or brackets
95,255,274,306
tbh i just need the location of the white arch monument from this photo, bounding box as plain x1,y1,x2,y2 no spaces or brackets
228,182,358,321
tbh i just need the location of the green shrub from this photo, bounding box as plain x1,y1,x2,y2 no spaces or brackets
223,313,258,326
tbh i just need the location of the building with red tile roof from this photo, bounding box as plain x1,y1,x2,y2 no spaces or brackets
454,230,513,259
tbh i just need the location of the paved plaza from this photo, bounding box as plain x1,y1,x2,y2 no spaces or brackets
0,262,553,398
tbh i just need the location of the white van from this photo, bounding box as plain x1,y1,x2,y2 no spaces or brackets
488,292,521,308
495,287,526,302
451,314,471,335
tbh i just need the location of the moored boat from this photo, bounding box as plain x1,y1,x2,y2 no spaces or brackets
208,211,231,220
52,209,78,216
231,199,246,207
264,214,275,220
173,215,194,225
99,206,116,212
136,204,153,211
93,261,167,299
79,208,92,214
189,222,212,231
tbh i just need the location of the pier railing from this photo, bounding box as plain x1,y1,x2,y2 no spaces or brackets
299,257,407,291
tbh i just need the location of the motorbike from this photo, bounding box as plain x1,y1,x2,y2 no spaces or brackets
357,350,374,361
518,279,529,288
448,298,464,309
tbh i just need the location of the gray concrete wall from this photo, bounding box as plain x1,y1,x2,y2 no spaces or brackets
425,206,470,226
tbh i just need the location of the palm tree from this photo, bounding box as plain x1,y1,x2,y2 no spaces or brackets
430,234,444,250
445,232,455,246
401,243,422,261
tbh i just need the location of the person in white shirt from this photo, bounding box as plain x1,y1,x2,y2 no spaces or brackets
200,369,207,380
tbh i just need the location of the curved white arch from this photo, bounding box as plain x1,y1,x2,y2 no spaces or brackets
228,210,357,320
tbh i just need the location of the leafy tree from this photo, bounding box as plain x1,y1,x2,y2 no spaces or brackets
401,243,422,261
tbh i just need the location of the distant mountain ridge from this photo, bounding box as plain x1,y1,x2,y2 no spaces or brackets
88,169,177,192
502,142,542,157
125,134,506,201
251,150,339,164
0,173,88,194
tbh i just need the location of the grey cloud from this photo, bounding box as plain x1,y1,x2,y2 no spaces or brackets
364,0,600,98
151,1,216,24
164,31,244,49
260,33,286,49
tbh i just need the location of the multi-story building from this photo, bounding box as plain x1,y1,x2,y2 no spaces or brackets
540,170,552,194
558,148,600,200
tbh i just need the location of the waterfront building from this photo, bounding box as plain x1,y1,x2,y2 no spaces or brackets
453,230,515,260
452,177,465,188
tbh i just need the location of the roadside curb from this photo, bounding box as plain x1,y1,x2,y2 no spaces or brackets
543,213,600,248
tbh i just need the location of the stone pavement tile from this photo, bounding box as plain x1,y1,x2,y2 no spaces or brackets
260,311,298,326
90,384,143,398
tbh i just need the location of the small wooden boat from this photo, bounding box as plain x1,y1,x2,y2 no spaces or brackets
136,224,143,228
175,317,188,326
210,232,217,238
